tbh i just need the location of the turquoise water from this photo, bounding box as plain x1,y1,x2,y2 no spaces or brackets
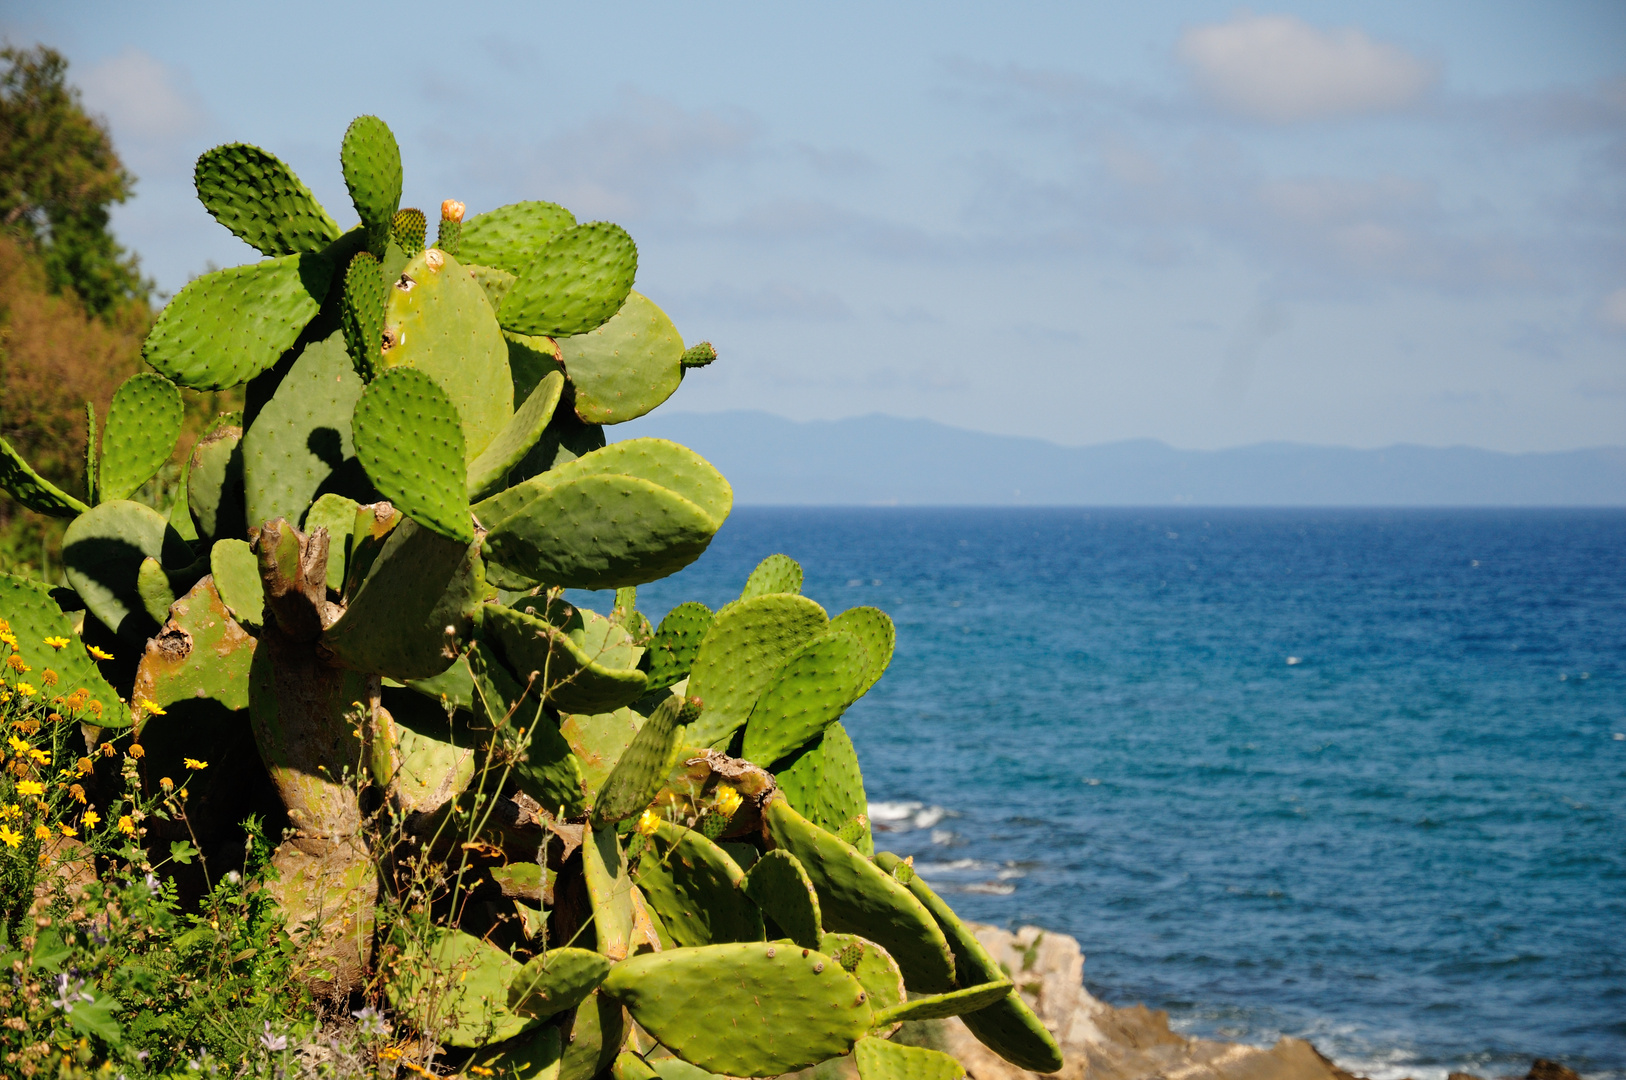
592,508,1626,1078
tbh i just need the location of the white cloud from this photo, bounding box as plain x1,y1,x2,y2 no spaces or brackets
1600,287,1626,330
1178,12,1436,123
77,48,207,143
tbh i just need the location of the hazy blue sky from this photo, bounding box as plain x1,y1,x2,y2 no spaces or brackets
7,2,1624,452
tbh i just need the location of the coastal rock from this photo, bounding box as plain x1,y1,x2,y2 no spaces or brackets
1525,1062,1582,1080
930,924,1362,1080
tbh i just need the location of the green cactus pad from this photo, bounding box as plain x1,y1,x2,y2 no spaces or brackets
499,222,638,338
740,554,803,600
302,493,359,593
341,251,387,381
97,373,184,503
460,201,578,275
391,208,427,256
741,629,867,767
684,594,828,748
870,852,1063,1072
560,704,646,805
804,723,872,854
830,606,895,699
680,341,717,369
485,602,649,715
507,947,612,1020
384,927,536,1048
558,991,626,1080
645,601,713,692
0,436,88,517
871,980,1014,1026
853,1036,966,1080
209,539,264,632
741,849,823,950
0,574,127,726
600,942,873,1076
508,385,605,487
469,1023,561,1080
341,501,401,600
470,641,587,816
136,557,176,625
351,366,473,544
387,696,476,821
615,1051,660,1080
240,329,369,532
143,253,333,390
380,248,514,460
820,933,905,1019
651,1058,722,1080
632,819,763,947
584,823,636,959
467,371,564,500
340,116,402,245
471,263,518,309
194,143,341,256
592,693,685,826
62,500,189,638
321,519,484,680
559,290,683,424
479,439,730,590
506,330,565,399
186,425,245,542
763,799,956,994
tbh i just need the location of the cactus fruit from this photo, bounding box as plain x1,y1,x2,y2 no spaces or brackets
1,113,1069,1077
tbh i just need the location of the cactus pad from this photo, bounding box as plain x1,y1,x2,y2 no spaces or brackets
391,208,427,256
763,799,956,993
741,629,866,766
820,932,905,1020
584,823,637,959
467,371,564,500
469,1024,561,1080
460,200,577,275
351,367,473,544
740,554,801,600
0,436,88,517
320,519,484,680
558,991,626,1080
684,594,828,748
741,849,823,949
830,606,895,699
194,143,341,256
240,329,369,532
380,248,513,460
98,373,184,503
870,980,1014,1026
62,500,188,637
341,251,387,381
0,574,127,726
854,1037,966,1080
559,290,683,424
499,222,638,338
593,693,685,826
340,116,402,247
680,341,717,368
870,852,1063,1072
486,602,649,715
187,424,246,543
470,642,587,816
645,601,713,692
384,927,536,1048
508,947,613,1020
143,253,333,390
632,819,763,947
301,493,359,593
600,942,873,1076
136,557,176,625
210,539,264,632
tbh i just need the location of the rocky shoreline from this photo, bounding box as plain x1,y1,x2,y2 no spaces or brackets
907,924,1587,1080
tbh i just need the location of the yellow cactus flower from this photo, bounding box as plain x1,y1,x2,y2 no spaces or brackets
183,757,208,770
636,808,661,836
42,636,69,650
117,815,135,836
0,824,20,848
712,783,743,818
16,780,44,797
81,810,100,829
87,645,113,661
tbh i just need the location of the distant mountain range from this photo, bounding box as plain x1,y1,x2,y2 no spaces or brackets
614,411,1626,506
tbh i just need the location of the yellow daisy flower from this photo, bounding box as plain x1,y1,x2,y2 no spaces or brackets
183,757,208,770
42,636,69,650
87,645,113,661
16,780,44,797
0,824,20,848
117,815,136,836
81,810,100,829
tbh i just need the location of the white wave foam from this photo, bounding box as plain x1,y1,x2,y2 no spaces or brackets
913,859,987,875
867,801,949,830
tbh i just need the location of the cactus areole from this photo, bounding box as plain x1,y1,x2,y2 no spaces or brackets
0,116,1065,1077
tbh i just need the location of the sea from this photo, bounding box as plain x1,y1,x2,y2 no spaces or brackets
576,508,1626,1079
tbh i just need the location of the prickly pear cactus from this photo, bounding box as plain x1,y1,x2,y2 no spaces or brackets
0,117,1065,1077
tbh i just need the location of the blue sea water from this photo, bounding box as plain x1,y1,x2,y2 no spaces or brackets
584,508,1626,1078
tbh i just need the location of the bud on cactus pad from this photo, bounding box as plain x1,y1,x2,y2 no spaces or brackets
0,113,1064,1077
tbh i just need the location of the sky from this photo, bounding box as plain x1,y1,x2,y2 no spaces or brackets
5,1,1624,453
